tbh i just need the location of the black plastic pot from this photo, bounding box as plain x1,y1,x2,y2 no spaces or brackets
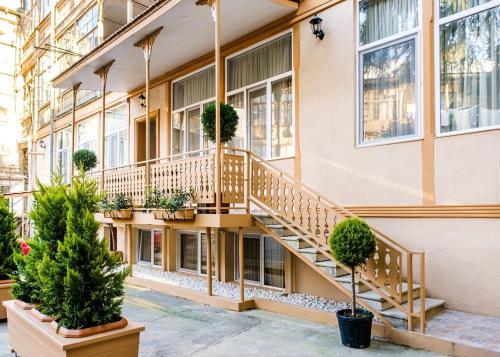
336,309,373,349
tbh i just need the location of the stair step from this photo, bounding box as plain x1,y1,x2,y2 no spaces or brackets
358,283,421,311
380,298,445,329
282,236,310,249
266,224,296,237
315,260,349,277
252,213,277,225
296,247,330,263
334,275,370,293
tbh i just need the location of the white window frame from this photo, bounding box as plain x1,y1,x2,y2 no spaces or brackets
234,234,285,290
57,128,71,183
170,64,216,155
77,115,99,153
225,31,295,160
356,0,423,147
176,230,215,276
105,103,129,169
137,228,163,267
434,0,500,138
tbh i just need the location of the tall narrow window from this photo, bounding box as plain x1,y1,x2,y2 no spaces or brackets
77,116,98,153
57,129,71,183
105,104,128,168
358,0,420,145
264,237,284,288
200,232,215,276
438,3,500,134
137,229,162,266
179,232,198,271
138,230,152,263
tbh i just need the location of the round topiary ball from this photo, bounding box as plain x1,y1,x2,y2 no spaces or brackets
73,149,97,173
329,217,376,268
201,103,239,144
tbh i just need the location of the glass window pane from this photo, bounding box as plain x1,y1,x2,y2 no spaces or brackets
77,116,98,153
139,230,152,263
180,233,198,271
264,237,285,288
440,0,494,18
187,107,201,152
271,77,293,158
153,231,162,266
359,0,418,45
249,87,268,157
200,233,215,276
173,67,215,110
439,6,500,133
361,39,417,143
236,235,261,283
172,112,185,155
228,92,246,149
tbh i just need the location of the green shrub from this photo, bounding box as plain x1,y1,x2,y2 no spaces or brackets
201,103,239,144
160,189,192,213
73,149,97,173
100,193,131,211
329,217,376,317
0,195,18,281
143,188,166,209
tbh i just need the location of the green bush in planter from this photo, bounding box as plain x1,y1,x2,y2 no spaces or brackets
143,187,166,209
160,189,192,213
329,217,376,317
73,149,97,173
100,193,131,211
201,103,239,144
0,195,18,281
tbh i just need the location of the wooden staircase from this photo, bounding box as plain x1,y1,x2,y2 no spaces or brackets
253,212,445,330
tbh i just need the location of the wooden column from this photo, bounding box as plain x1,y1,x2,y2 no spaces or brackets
134,27,163,192
94,61,114,189
238,226,244,302
70,82,81,178
125,224,133,276
206,227,212,296
215,228,220,281
284,250,294,294
166,228,177,271
214,0,222,214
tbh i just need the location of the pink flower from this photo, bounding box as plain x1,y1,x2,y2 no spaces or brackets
20,241,30,256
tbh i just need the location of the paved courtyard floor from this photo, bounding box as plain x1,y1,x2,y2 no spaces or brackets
0,285,444,357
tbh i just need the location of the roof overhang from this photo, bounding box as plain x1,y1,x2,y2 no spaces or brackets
52,0,298,92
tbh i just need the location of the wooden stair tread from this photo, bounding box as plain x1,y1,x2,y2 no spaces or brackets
357,283,421,302
380,298,445,320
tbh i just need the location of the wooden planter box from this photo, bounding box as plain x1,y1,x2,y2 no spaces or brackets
153,208,195,221
0,280,12,320
103,209,133,219
2,300,144,357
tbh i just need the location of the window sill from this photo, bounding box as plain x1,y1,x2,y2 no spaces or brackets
436,125,500,139
356,136,423,149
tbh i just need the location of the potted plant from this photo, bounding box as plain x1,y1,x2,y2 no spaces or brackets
3,170,144,357
143,187,166,212
329,217,376,349
72,148,98,173
152,189,194,221
102,193,133,219
0,194,18,320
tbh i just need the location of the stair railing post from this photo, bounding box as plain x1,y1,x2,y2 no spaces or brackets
407,252,414,331
245,151,250,213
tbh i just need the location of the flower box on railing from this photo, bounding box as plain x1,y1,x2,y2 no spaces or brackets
152,208,195,221
103,209,133,220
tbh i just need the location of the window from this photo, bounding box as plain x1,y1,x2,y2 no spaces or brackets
77,116,98,153
178,231,215,276
77,89,100,106
57,129,71,183
105,104,128,168
77,5,99,54
172,67,215,155
358,0,420,145
104,226,118,252
235,235,285,289
437,2,500,134
37,53,52,110
58,91,72,115
226,34,294,158
38,105,51,128
137,229,162,266
56,26,76,74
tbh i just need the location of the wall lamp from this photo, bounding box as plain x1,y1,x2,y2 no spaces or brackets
39,140,46,149
309,15,325,40
138,94,146,108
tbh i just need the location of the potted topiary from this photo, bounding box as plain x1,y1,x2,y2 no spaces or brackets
152,189,194,221
329,217,376,349
102,193,133,219
0,194,18,320
72,149,97,173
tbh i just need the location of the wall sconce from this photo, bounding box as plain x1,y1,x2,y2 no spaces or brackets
309,15,325,40
138,94,146,108
39,140,46,149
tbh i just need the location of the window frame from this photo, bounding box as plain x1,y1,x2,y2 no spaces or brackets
104,102,129,169
434,0,500,137
56,128,71,183
136,228,163,267
76,114,99,153
356,0,423,147
225,31,295,160
176,230,216,276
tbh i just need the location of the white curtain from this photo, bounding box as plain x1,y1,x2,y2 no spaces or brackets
359,0,418,45
440,0,493,18
228,34,292,92
173,67,215,111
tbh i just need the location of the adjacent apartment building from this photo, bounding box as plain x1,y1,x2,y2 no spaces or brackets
17,0,500,336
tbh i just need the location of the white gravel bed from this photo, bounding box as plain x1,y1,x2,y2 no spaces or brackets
132,264,349,313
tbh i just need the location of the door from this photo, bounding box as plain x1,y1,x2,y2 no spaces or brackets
248,86,268,158
135,113,158,163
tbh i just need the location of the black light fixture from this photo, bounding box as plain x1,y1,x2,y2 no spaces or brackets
309,15,325,40
39,140,46,149
138,94,146,108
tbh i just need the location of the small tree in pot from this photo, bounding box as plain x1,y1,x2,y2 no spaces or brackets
329,217,376,349
73,149,97,173
201,103,239,145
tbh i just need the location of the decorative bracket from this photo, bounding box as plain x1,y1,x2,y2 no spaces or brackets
133,27,163,62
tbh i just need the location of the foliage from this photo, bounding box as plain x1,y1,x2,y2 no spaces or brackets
0,195,18,280
38,173,128,329
160,189,192,213
201,103,239,144
143,188,166,209
100,193,131,211
73,149,97,173
11,177,68,304
329,217,376,317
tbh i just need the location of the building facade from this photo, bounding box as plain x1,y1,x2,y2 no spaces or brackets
18,0,500,336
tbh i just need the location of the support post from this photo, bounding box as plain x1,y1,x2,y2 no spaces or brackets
215,228,220,281
238,226,244,302
126,224,133,277
134,27,163,193
94,61,114,189
214,0,221,214
70,82,81,178
206,227,212,296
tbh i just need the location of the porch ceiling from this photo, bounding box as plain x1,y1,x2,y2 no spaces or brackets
52,0,298,92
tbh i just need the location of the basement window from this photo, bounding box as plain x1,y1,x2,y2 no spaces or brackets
177,231,215,276
137,229,162,267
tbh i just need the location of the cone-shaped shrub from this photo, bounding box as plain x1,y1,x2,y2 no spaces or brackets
0,195,17,281
11,178,68,304
39,172,127,329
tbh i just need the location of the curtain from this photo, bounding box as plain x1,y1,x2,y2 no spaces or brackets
228,34,292,92
200,233,215,276
359,0,418,45
172,112,185,155
264,237,284,288
228,93,246,149
139,230,152,263
362,39,416,141
271,77,293,158
440,0,493,18
180,233,198,271
249,87,268,157
440,6,500,132
173,67,215,111
153,231,162,266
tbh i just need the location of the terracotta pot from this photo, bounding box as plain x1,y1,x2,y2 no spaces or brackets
14,299,35,310
51,317,128,338
31,307,56,322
